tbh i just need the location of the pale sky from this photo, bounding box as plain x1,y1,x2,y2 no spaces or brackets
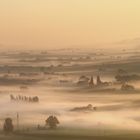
0,0,140,49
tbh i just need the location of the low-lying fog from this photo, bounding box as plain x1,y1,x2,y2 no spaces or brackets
0,84,140,131
0,49,139,132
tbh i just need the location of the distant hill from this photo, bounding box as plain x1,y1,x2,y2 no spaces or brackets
114,38,140,50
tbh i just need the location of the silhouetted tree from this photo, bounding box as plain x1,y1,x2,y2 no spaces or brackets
46,116,59,129
3,118,14,134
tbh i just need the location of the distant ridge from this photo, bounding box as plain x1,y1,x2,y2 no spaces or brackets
114,38,140,50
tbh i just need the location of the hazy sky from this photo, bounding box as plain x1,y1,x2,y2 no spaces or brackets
0,0,140,49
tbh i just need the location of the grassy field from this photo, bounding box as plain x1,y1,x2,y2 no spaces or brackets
1,129,140,140
1,132,140,140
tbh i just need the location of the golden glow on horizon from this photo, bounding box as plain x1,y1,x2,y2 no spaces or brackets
0,0,140,49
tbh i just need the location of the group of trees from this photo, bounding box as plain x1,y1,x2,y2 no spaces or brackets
3,115,60,134
10,94,39,103
115,74,140,82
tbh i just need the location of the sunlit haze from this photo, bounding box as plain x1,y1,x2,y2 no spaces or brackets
0,0,140,50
